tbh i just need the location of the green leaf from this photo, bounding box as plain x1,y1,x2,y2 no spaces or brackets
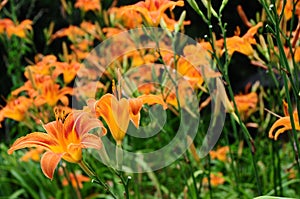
8,189,26,199
10,169,40,199
254,197,296,199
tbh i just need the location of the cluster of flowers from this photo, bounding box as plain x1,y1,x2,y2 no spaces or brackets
0,0,299,189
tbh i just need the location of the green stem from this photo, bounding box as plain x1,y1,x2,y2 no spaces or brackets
271,141,278,196
78,160,118,199
224,127,240,195
115,170,131,199
116,144,123,171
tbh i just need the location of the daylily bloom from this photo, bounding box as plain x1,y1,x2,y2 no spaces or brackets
233,92,258,120
0,18,32,38
74,0,100,12
269,101,300,140
223,22,263,56
277,0,300,20
0,96,33,127
108,7,143,29
61,172,90,188
34,79,73,106
123,0,184,26
8,109,106,179
209,146,229,162
6,19,32,38
54,61,81,84
51,25,86,43
20,146,45,162
0,18,14,34
94,93,167,145
202,172,225,186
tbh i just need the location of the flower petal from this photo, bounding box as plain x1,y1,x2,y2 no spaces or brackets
138,94,168,109
81,133,103,149
8,132,57,154
96,94,130,143
73,111,107,137
43,121,63,140
41,151,62,179
268,116,292,139
273,126,291,140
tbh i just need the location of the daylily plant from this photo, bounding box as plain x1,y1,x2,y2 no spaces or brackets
8,108,106,179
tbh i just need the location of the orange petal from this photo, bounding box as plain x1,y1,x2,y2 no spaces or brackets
7,132,57,154
63,143,82,163
129,94,168,127
268,116,292,139
96,94,130,143
128,98,143,128
71,111,107,137
273,126,291,140
41,151,62,179
138,94,168,109
283,100,289,116
81,134,103,149
43,121,62,140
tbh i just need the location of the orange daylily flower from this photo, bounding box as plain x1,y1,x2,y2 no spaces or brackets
0,96,33,127
124,0,184,26
202,172,225,186
74,0,100,12
129,50,158,67
0,18,14,34
223,22,263,56
233,92,258,120
108,7,143,29
137,83,157,94
33,79,73,107
94,93,167,145
62,172,90,188
162,51,204,90
54,61,81,84
20,146,45,162
269,101,300,140
277,0,300,20
102,27,125,38
8,109,106,179
0,18,32,38
80,21,97,36
6,19,32,38
51,25,86,43
209,146,229,162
